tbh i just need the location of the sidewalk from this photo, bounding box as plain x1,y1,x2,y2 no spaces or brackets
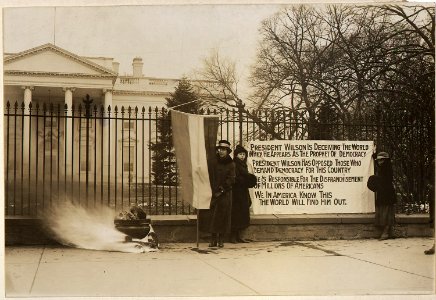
5,237,435,297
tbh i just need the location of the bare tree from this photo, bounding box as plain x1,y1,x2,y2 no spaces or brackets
250,4,434,133
194,50,284,140
376,4,434,60
251,5,338,138
194,3,434,144
194,50,242,109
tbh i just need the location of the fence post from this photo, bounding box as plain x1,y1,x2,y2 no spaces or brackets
83,94,93,207
237,100,244,146
22,87,33,176
375,106,381,150
103,89,113,184
63,88,74,188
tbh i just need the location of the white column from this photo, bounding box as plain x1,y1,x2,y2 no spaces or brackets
103,89,113,180
63,87,75,178
23,86,33,104
104,89,113,109
21,86,33,174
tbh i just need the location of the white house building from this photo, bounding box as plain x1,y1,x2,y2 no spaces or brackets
3,43,195,190
4,43,184,110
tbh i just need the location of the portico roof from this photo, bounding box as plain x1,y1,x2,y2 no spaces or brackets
4,43,118,87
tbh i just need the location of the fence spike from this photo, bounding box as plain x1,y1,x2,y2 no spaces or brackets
3,101,430,215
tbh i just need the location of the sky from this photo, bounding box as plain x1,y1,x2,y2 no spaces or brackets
2,1,429,91
3,4,283,81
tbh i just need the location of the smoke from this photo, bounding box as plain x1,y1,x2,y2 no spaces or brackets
42,200,156,253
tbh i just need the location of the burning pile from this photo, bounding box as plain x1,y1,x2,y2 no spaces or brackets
114,206,159,249
43,200,158,253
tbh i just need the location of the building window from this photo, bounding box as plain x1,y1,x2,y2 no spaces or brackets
80,118,93,129
45,118,58,128
44,131,58,153
80,145,93,172
123,145,135,173
123,120,135,131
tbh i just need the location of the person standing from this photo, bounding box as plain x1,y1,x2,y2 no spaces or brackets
373,151,397,240
230,145,256,243
207,140,235,248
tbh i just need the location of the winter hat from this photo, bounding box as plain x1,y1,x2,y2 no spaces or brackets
216,140,232,153
376,152,390,160
233,145,248,157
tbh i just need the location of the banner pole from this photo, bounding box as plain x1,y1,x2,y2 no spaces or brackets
196,209,200,248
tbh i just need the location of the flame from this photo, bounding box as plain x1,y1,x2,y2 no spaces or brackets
42,200,156,253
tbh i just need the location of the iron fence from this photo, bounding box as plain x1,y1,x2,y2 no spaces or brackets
4,100,433,216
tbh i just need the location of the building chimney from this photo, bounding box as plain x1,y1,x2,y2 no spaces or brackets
132,57,143,77
112,61,120,73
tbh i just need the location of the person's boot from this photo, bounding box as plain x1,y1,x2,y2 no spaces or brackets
424,244,435,255
218,234,224,248
230,231,237,243
379,226,389,240
236,230,249,243
209,234,217,247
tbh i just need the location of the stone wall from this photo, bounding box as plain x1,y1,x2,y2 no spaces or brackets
6,214,433,245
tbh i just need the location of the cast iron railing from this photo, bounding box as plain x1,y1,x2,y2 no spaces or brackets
4,100,433,216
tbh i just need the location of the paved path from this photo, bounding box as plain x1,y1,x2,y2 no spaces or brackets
5,237,435,297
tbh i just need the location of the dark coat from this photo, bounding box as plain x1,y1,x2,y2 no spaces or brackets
231,146,252,230
374,158,397,205
202,154,235,234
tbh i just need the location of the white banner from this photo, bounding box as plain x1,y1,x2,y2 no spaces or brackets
247,140,375,214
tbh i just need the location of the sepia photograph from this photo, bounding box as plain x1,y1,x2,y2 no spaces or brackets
2,0,435,298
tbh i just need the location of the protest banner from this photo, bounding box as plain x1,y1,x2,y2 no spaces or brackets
247,140,375,214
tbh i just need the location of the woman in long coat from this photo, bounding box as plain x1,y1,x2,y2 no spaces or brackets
207,140,235,248
230,145,253,243
373,151,397,240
